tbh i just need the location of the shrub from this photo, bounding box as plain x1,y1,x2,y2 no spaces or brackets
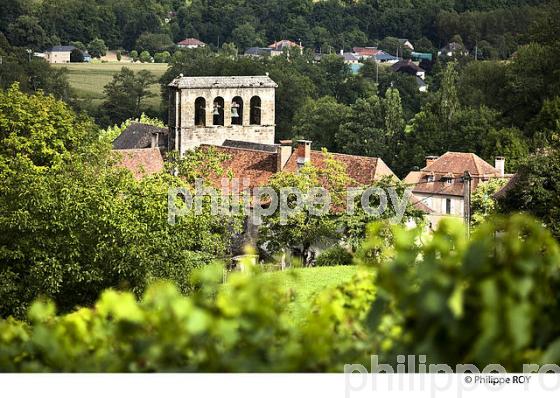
362,215,560,370
87,38,107,58
0,265,376,372
0,87,241,318
139,50,151,63
315,245,353,267
153,51,170,63
70,48,84,62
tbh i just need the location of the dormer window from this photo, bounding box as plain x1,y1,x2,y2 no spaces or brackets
426,174,435,182
441,175,454,185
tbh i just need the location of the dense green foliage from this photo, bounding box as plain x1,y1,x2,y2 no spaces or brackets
0,0,553,55
260,265,363,323
315,246,354,267
498,139,560,240
362,215,560,369
1,214,559,371
0,34,72,102
99,67,158,126
0,264,377,371
470,178,508,226
257,152,422,263
0,86,240,318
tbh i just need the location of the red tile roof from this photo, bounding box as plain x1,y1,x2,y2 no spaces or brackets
177,38,206,46
424,152,500,176
281,146,430,213
283,146,396,186
404,152,505,197
352,47,381,57
113,148,164,179
113,141,432,214
199,144,278,191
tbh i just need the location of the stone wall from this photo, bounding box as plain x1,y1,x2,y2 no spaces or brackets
169,85,276,154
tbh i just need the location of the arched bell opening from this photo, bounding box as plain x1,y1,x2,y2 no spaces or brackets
194,97,206,126
231,96,243,125
212,96,225,126
250,96,261,125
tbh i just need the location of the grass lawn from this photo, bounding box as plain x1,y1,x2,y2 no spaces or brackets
263,266,366,323
52,62,168,110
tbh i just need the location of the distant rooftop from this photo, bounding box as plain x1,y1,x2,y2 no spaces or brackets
244,47,273,57
222,139,278,153
392,59,425,73
168,75,278,89
47,45,76,52
374,51,399,61
112,122,167,150
177,38,206,46
352,47,380,56
340,52,359,62
268,40,302,51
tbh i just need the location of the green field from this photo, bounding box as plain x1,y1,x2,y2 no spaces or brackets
262,266,365,322
53,62,168,110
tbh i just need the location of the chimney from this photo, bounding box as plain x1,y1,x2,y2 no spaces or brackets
297,140,312,168
495,156,505,177
425,155,438,167
151,132,159,148
276,140,293,171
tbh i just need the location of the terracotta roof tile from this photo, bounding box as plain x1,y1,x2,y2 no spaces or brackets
352,47,380,56
177,38,206,46
405,152,506,197
283,148,397,186
423,152,500,176
113,148,164,179
199,145,278,191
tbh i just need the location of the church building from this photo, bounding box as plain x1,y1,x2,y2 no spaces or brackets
167,75,277,153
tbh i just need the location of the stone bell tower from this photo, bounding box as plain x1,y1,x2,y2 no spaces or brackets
168,75,277,155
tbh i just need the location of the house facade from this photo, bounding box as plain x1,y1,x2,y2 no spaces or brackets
177,38,206,49
45,45,75,63
404,152,507,227
398,39,415,51
268,39,303,54
391,59,426,80
438,42,469,57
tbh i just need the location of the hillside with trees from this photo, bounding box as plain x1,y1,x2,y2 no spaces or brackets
2,0,560,379
0,0,555,55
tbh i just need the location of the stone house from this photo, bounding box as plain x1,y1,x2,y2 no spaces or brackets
404,152,509,227
176,38,206,49
112,122,168,151
45,45,75,63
